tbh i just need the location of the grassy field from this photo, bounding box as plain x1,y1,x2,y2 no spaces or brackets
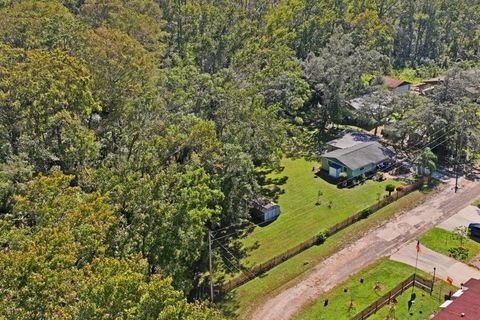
222,190,433,319
293,259,453,320
370,282,453,320
243,158,400,267
419,227,480,262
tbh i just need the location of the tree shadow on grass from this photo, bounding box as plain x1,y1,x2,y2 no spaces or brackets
255,166,288,201
215,291,240,320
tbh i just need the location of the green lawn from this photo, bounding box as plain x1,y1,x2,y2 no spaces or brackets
221,190,433,319
243,158,400,267
472,199,480,208
293,259,454,320
370,282,453,320
419,227,480,262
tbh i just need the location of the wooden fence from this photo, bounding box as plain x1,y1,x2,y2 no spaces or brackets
219,176,431,294
352,274,434,320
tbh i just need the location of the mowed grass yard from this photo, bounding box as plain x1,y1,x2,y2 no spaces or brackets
419,227,480,262
369,283,452,320
293,259,454,320
223,190,434,319
242,158,400,267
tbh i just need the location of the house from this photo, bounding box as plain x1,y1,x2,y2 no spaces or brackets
251,199,280,222
383,76,411,92
422,76,445,86
410,76,445,95
346,90,394,115
433,278,480,319
326,131,376,151
321,141,394,179
347,92,385,112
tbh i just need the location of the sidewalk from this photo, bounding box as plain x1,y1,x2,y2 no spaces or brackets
390,241,480,287
249,178,480,320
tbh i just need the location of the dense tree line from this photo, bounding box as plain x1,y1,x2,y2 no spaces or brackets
0,0,478,317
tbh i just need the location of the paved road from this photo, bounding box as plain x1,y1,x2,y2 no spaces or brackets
391,242,480,287
249,177,480,320
437,205,480,231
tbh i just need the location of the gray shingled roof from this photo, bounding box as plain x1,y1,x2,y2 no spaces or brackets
322,142,394,170
326,131,376,149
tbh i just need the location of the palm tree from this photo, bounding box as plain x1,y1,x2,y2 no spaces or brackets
386,184,395,196
415,147,437,176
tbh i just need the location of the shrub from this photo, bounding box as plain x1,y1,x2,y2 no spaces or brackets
317,230,329,244
448,246,469,261
374,172,385,181
361,209,372,219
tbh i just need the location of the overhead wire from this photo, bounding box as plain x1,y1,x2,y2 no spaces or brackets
211,126,453,235
212,127,457,242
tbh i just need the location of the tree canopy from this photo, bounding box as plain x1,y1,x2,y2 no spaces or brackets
0,0,479,317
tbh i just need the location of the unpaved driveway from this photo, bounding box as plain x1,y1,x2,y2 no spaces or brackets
391,241,480,286
249,178,480,320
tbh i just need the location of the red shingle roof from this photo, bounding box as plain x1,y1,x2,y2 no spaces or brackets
383,76,410,88
433,278,480,320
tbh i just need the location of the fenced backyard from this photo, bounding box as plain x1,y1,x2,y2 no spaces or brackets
220,176,431,294
352,274,433,320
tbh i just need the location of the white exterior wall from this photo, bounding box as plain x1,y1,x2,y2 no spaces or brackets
264,206,280,221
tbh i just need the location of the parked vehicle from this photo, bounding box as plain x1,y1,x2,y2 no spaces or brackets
468,223,480,238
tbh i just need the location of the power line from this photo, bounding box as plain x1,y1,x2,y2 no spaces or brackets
211,126,454,236
213,130,455,242
211,133,458,286
216,129,454,241
213,238,253,279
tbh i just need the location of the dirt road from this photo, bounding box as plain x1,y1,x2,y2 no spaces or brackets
249,177,480,320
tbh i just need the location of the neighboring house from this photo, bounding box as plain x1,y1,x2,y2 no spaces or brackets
326,131,376,151
433,278,480,320
321,141,394,179
347,92,384,112
410,76,445,95
252,199,280,222
346,91,393,115
383,76,411,92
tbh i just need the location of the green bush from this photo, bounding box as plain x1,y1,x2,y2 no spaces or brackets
361,209,372,219
448,246,469,261
317,230,329,244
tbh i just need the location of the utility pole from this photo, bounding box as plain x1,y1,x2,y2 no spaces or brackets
208,230,214,302
431,267,436,295
454,119,466,193
454,133,460,193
